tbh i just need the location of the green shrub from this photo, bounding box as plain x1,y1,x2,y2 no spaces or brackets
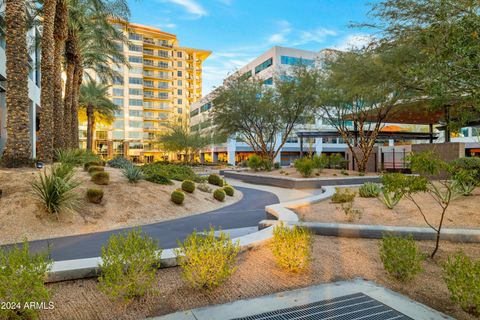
452,169,479,196
379,234,425,281
217,178,226,187
451,157,480,180
175,227,240,290
380,189,403,209
171,190,185,205
84,161,104,171
197,182,213,193
99,228,161,301
272,223,312,272
338,202,362,222
91,171,110,185
312,154,329,172
274,162,281,169
31,164,81,218
223,185,235,196
359,182,381,198
122,164,143,183
443,252,480,316
329,153,347,169
208,174,221,185
107,156,131,169
261,159,274,171
331,187,356,203
181,180,196,193
294,157,314,177
0,241,52,320
54,148,100,167
213,188,226,201
340,169,349,176
142,163,198,181
145,172,173,185
88,165,105,174
87,188,104,204
247,154,263,171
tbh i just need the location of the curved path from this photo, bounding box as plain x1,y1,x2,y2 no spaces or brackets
20,186,278,261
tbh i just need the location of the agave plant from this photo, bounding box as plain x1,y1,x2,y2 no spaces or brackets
122,164,143,183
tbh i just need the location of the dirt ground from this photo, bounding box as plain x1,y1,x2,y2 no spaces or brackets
0,167,242,245
40,236,479,320
295,187,480,228
246,167,378,179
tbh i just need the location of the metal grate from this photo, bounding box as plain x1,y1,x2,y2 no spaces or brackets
231,292,412,320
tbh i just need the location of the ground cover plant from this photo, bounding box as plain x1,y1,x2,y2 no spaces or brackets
272,223,312,272
54,148,101,167
107,157,131,169
142,163,201,182
331,187,356,203
380,234,425,281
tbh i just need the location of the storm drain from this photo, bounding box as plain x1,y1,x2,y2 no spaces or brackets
231,292,412,320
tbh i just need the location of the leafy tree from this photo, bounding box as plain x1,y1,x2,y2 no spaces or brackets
158,123,209,163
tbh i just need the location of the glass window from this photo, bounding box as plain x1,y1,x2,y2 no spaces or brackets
280,56,314,66
200,102,212,112
129,67,143,74
177,89,182,95
128,132,142,139
239,70,252,80
263,78,273,85
128,33,142,41
112,131,124,139
129,88,142,95
177,71,182,77
112,98,124,106
129,99,143,106
177,51,183,58
255,58,273,74
112,76,124,85
177,80,182,86
190,108,199,117
177,61,182,67
129,110,143,117
112,88,124,96
114,110,124,117
128,44,142,52
129,120,143,128
177,99,182,104
177,108,182,114
128,56,143,63
129,77,142,85
113,120,124,129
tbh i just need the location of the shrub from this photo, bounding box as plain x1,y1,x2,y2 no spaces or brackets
217,178,226,187
145,172,173,185
142,163,198,181
359,182,381,198
91,171,110,185
122,164,143,183
87,188,104,204
451,157,480,180
272,223,312,272
274,162,281,169
443,252,480,316
0,241,52,320
208,174,221,185
329,153,347,169
84,161,104,171
197,182,212,193
380,189,403,209
331,187,356,203
312,154,329,172
338,202,362,222
99,228,161,301
379,173,427,209
247,154,263,171
261,159,273,171
54,148,100,167
88,165,105,174
379,234,425,281
171,190,185,205
294,157,314,177
181,180,195,193
213,188,226,201
452,169,479,196
175,227,240,290
31,164,81,218
223,185,235,196
107,156,131,169
340,169,349,176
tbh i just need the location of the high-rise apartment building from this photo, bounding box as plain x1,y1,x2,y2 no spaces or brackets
80,21,210,162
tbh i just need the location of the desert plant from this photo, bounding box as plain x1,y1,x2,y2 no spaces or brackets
379,173,423,209
247,154,263,171
379,188,403,209
31,164,81,218
0,241,52,320
338,202,362,222
380,234,425,281
145,172,173,185
107,156,131,169
181,180,196,193
328,153,346,169
443,252,480,316
208,174,221,186
272,223,312,272
87,188,104,204
91,171,110,185
331,187,356,203
84,161,104,171
213,188,226,201
141,163,199,181
274,162,281,169
217,178,226,187
223,185,235,196
451,157,480,180
175,227,239,290
294,157,314,177
99,228,161,301
340,169,349,176
359,182,381,198
452,169,478,196
54,148,100,167
122,164,143,183
197,182,213,193
88,165,105,174
312,154,329,173
171,190,185,205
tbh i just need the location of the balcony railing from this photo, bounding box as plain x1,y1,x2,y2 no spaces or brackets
144,93,169,100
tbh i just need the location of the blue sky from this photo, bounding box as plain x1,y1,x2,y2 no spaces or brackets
127,0,377,95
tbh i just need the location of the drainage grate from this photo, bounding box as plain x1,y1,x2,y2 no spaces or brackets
231,292,412,320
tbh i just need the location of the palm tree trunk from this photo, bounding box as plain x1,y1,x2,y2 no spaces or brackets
63,28,76,149
37,0,57,162
71,62,83,148
52,0,68,150
86,104,94,151
2,0,32,167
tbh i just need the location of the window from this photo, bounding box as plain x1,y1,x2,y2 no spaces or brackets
158,82,169,89
280,56,315,66
158,50,169,58
114,110,124,117
112,98,124,106
128,44,142,52
112,88,124,96
177,51,183,58
177,89,182,95
190,109,199,117
129,99,143,106
129,67,142,74
112,131,124,139
113,120,124,129
255,58,273,74
177,71,182,77
129,77,142,85
129,142,143,149
177,108,182,114
159,93,169,99
128,32,142,41
128,132,142,139
200,102,212,112
263,78,273,85
129,120,143,128
177,80,182,86
239,70,252,80
177,61,182,67
177,99,182,104
112,76,123,85
129,88,142,95
129,110,143,117
128,56,143,63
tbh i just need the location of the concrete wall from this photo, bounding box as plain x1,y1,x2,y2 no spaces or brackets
412,142,465,162
345,147,378,172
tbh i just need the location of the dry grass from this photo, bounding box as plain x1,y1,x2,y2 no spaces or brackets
0,167,242,245
40,236,480,320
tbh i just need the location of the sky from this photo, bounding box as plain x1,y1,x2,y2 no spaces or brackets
127,0,378,95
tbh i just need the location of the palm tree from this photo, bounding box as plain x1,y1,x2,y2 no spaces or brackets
2,0,32,167
79,80,117,151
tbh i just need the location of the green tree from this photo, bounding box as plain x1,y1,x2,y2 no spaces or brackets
158,123,209,163
79,80,117,151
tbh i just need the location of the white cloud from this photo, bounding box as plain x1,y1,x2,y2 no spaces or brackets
333,34,372,50
165,23,177,28
293,28,338,45
268,33,287,43
164,0,207,17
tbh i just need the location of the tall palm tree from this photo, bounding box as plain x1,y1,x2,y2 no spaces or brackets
2,0,32,167
37,0,57,162
79,80,117,151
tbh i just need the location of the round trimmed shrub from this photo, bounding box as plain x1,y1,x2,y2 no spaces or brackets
181,180,195,193
91,171,110,185
171,190,185,205
84,161,104,171
208,174,221,186
87,188,104,204
217,178,226,187
88,165,105,174
223,185,234,197
213,189,226,201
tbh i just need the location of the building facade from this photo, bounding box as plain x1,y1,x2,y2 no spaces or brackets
80,21,211,162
